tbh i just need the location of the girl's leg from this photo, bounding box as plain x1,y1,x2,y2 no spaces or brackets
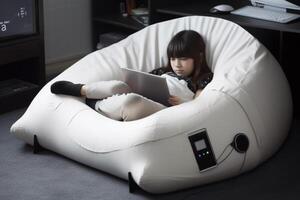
95,93,166,121
121,93,166,121
83,80,131,99
51,80,131,99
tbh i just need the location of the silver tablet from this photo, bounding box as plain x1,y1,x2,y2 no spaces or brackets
121,68,170,106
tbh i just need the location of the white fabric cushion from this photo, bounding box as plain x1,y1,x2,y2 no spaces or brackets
10,16,292,193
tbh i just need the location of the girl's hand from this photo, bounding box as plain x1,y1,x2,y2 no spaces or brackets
168,95,182,106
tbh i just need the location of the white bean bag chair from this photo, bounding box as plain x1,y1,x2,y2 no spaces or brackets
11,16,292,193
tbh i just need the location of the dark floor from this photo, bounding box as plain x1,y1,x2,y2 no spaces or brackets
0,108,299,200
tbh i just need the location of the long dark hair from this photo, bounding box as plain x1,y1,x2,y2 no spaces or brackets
165,30,211,91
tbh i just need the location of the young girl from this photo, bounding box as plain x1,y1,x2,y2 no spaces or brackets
51,30,213,121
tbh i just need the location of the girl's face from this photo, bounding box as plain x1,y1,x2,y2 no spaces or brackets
170,57,194,77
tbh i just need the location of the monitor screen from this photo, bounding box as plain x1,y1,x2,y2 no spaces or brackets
252,0,300,9
0,0,36,40
288,0,300,5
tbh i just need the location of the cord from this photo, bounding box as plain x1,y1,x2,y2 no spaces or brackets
216,143,232,161
217,147,234,166
239,152,247,173
216,142,247,169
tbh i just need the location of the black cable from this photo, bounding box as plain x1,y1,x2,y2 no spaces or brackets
216,143,232,161
217,147,234,166
239,152,247,173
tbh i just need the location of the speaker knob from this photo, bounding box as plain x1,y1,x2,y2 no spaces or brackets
231,133,249,153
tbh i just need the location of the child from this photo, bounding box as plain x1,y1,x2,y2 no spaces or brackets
51,30,213,121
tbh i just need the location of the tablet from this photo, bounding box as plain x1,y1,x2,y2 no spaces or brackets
121,68,170,106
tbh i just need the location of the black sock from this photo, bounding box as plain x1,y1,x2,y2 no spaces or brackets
51,81,83,96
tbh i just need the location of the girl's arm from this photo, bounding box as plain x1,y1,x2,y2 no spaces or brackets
168,95,182,106
169,89,202,105
194,89,202,99
169,88,203,105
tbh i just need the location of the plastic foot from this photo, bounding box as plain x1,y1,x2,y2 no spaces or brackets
33,135,42,154
128,172,140,193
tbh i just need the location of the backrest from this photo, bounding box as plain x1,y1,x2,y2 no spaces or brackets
116,16,255,75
